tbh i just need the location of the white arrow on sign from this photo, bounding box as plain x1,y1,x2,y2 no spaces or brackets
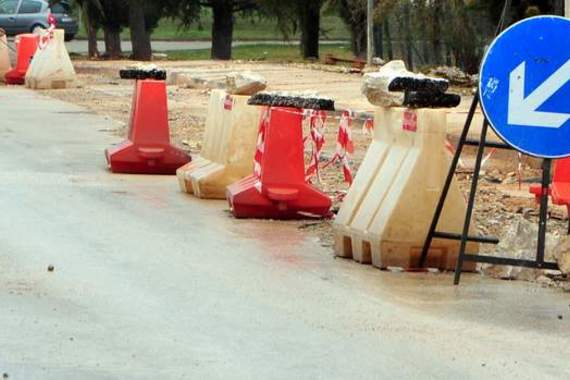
508,60,570,128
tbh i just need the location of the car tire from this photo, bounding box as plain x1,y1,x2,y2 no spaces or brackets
64,34,75,42
31,24,46,34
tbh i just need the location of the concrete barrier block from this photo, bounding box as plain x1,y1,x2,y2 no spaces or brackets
177,90,261,199
334,107,478,271
25,29,76,90
333,113,393,261
0,32,10,82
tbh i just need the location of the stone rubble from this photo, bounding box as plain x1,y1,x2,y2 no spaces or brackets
552,235,570,275
425,66,478,87
362,60,458,108
225,71,267,95
482,216,560,281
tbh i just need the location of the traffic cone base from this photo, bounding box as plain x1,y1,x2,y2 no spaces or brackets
226,106,332,219
228,175,332,219
105,79,190,174
105,141,190,175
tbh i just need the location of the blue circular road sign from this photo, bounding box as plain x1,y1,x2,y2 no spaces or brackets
480,16,570,158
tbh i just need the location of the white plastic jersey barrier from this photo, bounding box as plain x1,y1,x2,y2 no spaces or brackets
25,29,76,89
177,90,261,199
0,33,10,82
334,107,477,271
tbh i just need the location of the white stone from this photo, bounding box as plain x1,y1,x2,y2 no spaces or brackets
225,71,267,95
552,235,570,275
483,217,559,280
362,60,407,107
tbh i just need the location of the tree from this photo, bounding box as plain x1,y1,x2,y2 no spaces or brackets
71,0,196,60
101,0,128,59
72,0,102,58
128,0,151,60
168,0,256,60
298,0,324,59
332,0,398,59
337,0,367,58
261,0,325,59
71,0,126,59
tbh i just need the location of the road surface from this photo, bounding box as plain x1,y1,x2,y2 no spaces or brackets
0,88,569,379
61,39,346,54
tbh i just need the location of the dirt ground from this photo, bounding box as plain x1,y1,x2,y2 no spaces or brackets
30,59,570,287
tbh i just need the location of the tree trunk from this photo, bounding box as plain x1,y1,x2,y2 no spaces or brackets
415,4,430,65
356,26,367,58
211,1,234,60
373,23,383,58
103,26,122,59
445,45,452,66
128,0,152,61
299,1,321,59
87,26,99,59
553,0,565,15
431,0,443,65
403,3,413,70
82,4,99,59
347,10,366,58
383,20,392,60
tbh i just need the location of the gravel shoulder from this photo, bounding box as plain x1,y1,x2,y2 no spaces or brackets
35,59,570,288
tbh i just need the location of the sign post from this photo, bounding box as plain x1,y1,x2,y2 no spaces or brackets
367,0,373,65
420,15,569,284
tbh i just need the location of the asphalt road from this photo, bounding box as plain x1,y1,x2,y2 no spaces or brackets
1,88,570,379
62,39,345,54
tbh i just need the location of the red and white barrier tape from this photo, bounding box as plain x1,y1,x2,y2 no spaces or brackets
253,107,270,192
517,152,523,190
38,25,55,50
244,105,375,123
362,118,374,136
481,148,496,168
322,111,354,185
444,139,496,170
444,139,467,169
305,110,327,182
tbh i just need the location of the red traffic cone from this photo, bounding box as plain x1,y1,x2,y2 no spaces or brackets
5,34,39,85
105,80,191,174
227,107,332,219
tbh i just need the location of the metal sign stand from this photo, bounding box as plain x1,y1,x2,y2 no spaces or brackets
418,0,560,284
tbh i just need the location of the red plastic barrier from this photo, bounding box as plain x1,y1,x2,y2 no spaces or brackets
4,34,39,85
227,106,332,219
530,159,570,201
105,80,191,174
530,158,570,226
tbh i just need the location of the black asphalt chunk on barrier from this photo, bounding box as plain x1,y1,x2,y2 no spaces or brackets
403,91,461,109
388,76,449,94
248,93,335,111
119,69,167,81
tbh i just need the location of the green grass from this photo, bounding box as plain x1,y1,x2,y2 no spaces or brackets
76,11,349,41
164,43,353,62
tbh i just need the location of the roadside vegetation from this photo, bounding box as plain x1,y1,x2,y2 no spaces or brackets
163,43,353,62
63,0,564,73
75,11,350,42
